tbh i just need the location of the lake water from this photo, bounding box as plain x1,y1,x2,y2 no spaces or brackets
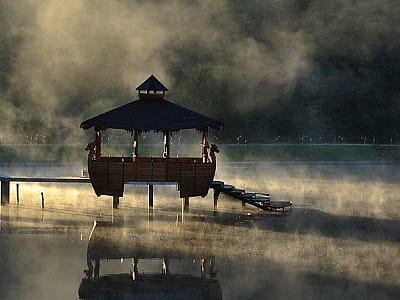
1,162,399,299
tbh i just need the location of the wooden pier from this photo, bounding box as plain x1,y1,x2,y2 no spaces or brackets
210,181,292,213
0,174,91,205
0,173,175,208
1,174,292,212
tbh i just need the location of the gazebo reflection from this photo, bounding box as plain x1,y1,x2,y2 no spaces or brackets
78,220,222,299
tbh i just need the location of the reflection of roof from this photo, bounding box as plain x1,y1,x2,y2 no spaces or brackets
135,74,168,91
80,98,223,131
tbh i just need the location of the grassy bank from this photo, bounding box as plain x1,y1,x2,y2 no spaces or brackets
218,144,400,162
1,144,400,163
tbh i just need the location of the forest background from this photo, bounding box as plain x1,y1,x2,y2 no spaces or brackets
0,0,399,157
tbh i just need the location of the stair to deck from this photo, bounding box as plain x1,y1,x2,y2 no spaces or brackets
210,181,292,212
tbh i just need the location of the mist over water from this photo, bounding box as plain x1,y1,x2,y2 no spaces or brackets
0,1,399,298
1,0,399,142
0,162,399,299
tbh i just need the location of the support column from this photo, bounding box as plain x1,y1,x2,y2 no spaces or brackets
184,197,189,212
133,130,139,158
163,131,171,158
148,185,154,208
213,190,220,208
95,129,102,161
16,184,19,204
201,128,209,163
113,196,119,209
1,181,10,206
147,207,153,228
41,192,45,209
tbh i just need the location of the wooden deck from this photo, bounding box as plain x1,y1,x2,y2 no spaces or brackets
88,157,216,198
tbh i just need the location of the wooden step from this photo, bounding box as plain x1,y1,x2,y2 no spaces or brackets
247,196,270,203
210,181,224,188
222,184,235,191
229,189,245,195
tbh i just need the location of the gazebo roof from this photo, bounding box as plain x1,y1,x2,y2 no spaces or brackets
80,98,223,131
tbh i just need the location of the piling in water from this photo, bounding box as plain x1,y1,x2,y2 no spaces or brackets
16,184,19,204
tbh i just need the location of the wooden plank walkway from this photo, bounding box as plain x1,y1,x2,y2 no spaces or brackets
0,174,91,183
0,174,178,206
0,173,91,205
0,174,292,213
210,181,292,213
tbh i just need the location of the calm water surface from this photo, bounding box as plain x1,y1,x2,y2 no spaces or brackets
1,162,399,299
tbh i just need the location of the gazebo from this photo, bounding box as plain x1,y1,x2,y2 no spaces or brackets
80,75,223,205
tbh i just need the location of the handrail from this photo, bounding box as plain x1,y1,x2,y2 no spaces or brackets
98,156,211,164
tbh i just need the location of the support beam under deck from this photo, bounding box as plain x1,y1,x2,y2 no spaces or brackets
113,196,119,209
148,184,154,208
184,197,189,212
1,181,10,206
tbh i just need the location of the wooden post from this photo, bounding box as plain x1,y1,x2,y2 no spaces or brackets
16,184,19,204
95,129,102,161
148,185,154,208
147,207,153,226
133,130,139,158
113,196,119,209
181,198,185,224
213,190,220,208
202,128,209,163
184,197,189,212
41,192,45,209
1,181,10,206
163,131,170,158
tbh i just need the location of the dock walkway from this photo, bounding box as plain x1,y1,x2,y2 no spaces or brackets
0,174,178,206
0,174,91,205
1,174,292,212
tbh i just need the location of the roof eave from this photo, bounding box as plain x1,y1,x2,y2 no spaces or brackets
80,122,92,130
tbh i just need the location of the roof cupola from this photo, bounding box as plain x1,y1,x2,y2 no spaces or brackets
135,75,168,99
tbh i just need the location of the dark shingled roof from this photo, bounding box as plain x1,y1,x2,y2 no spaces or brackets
80,98,223,131
135,75,168,91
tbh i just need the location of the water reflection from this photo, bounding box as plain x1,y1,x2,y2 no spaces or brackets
79,219,222,299
1,162,400,299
